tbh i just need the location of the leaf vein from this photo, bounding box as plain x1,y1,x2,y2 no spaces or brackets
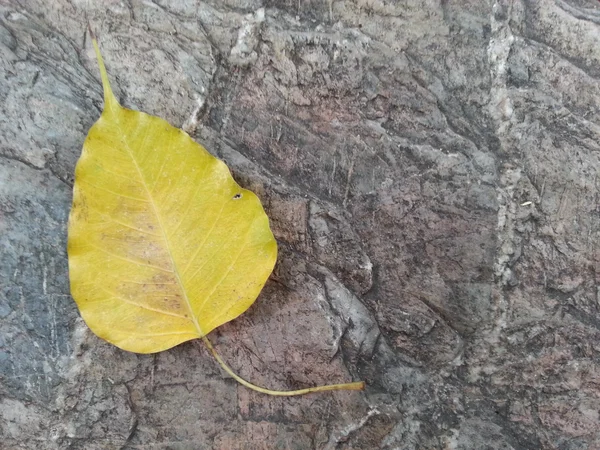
85,242,174,273
86,204,161,236
194,223,254,321
79,179,149,202
167,181,207,238
91,162,144,184
100,288,189,320
180,200,229,275
118,120,204,336
120,330,198,337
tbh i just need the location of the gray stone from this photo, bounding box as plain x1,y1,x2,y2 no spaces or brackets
1,0,599,449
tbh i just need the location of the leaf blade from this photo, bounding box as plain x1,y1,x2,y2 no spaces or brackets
68,44,277,354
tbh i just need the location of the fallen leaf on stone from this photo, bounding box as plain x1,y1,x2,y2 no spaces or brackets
67,29,364,396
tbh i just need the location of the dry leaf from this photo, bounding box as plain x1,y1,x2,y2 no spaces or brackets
67,30,364,396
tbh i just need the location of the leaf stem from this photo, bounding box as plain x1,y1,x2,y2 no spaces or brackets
201,335,365,396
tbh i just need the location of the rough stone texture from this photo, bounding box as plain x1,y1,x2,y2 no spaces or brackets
1,0,599,449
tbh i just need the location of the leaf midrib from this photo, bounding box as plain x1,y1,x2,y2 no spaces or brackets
114,113,203,337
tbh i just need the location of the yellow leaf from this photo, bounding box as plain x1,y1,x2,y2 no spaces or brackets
67,31,364,396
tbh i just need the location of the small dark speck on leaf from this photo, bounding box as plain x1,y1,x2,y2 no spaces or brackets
233,193,242,199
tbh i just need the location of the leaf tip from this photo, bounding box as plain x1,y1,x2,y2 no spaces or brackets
87,22,96,42
88,26,119,113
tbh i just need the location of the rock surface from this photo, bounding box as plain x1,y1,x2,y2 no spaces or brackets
1,0,600,449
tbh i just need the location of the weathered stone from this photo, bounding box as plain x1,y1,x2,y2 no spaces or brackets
1,1,599,449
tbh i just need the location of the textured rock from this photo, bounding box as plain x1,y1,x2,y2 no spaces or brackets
1,0,599,449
